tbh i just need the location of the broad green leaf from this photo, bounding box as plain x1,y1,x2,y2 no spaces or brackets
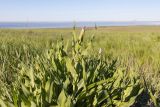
149,89,158,107
45,80,51,93
57,90,67,107
65,57,78,81
87,78,113,91
93,95,98,106
123,86,133,101
79,28,85,43
31,101,36,107
49,82,54,103
82,59,87,90
0,99,7,107
22,84,30,97
29,68,35,87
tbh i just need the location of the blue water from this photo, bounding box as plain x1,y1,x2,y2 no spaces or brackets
0,21,160,28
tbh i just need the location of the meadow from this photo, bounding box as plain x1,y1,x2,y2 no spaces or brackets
1,26,160,106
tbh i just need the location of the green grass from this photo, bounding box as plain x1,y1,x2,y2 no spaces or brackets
1,26,160,106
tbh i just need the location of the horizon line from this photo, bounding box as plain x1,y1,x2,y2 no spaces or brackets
1,20,160,23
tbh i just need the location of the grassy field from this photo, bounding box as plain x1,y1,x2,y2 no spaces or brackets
1,26,160,106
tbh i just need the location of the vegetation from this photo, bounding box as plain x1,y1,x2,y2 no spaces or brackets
1,26,160,106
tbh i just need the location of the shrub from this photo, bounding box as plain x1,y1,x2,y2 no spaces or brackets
0,29,143,107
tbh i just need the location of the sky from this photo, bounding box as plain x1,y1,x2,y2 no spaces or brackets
0,0,160,22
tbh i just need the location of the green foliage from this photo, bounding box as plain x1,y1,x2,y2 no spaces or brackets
0,28,143,107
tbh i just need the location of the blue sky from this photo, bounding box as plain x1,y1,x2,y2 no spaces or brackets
0,0,160,22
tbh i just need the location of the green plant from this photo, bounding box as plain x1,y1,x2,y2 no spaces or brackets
0,28,143,107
